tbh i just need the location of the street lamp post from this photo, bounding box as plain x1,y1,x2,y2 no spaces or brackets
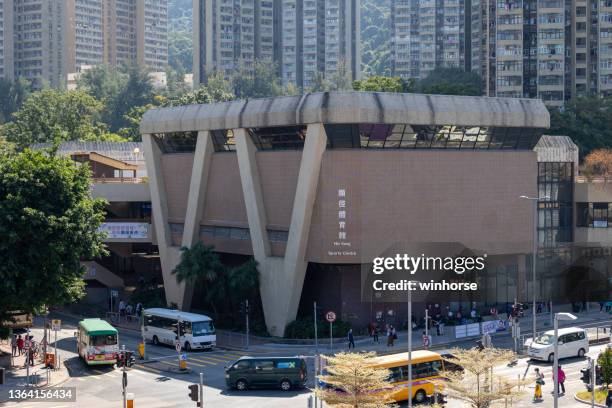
553,312,577,408
407,280,418,408
519,195,548,341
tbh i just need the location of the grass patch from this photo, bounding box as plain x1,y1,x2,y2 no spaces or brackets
576,388,610,404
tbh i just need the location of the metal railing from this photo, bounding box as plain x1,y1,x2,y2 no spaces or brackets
93,177,146,184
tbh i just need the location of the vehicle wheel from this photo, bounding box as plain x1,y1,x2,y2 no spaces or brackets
184,342,191,351
414,389,427,403
280,379,291,391
235,379,248,391
578,348,586,358
152,336,159,346
548,353,554,363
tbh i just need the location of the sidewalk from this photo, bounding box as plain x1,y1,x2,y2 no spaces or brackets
246,308,612,355
0,344,70,403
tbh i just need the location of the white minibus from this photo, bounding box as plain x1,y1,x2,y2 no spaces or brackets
143,308,216,350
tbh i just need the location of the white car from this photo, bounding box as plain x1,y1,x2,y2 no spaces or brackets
528,327,589,362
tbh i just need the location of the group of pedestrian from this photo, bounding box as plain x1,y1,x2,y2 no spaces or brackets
11,334,35,366
11,334,24,356
533,366,566,403
118,300,143,322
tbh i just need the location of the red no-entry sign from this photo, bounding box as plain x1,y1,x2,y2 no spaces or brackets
325,311,336,323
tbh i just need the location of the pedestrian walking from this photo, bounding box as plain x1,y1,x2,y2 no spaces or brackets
136,302,143,318
126,303,133,321
605,389,612,408
11,334,17,356
373,325,379,343
17,335,24,356
28,345,35,366
387,325,396,347
119,299,126,318
370,323,378,343
533,368,545,402
555,365,566,395
347,329,355,350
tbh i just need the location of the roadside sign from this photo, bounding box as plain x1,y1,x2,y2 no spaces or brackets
325,311,336,323
175,340,181,352
51,319,61,332
180,353,187,361
111,290,119,298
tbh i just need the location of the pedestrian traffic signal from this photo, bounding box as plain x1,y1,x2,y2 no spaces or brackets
188,384,199,402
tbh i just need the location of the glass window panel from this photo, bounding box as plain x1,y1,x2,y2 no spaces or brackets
475,128,490,148
488,127,506,149
384,139,401,148
576,203,588,227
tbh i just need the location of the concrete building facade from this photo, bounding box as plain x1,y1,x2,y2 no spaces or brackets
0,0,14,80
193,0,361,90
193,0,275,85
392,0,470,80
140,91,555,336
4,0,167,88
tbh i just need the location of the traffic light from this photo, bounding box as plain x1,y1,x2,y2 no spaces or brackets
580,367,591,384
188,384,200,406
124,351,135,368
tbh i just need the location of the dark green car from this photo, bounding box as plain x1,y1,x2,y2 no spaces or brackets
225,357,307,391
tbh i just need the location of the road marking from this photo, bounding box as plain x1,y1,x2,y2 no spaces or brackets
135,364,164,375
195,354,235,363
187,356,225,365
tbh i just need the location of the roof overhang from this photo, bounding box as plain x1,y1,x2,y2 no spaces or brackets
140,91,550,134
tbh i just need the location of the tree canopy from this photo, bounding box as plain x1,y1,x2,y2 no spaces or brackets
0,77,31,125
0,149,107,323
1,89,120,148
548,96,612,158
414,67,483,96
353,76,410,93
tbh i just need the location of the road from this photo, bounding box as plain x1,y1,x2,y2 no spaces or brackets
3,315,314,408
3,314,609,408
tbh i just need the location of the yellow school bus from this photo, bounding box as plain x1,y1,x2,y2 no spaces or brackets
369,350,446,404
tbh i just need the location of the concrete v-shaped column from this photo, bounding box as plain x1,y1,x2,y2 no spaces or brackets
235,124,328,337
180,131,214,309
142,133,185,308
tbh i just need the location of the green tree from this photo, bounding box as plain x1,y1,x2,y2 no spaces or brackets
168,29,193,73
353,76,409,93
361,0,392,77
110,65,155,132
173,242,261,329
598,347,612,388
2,89,110,148
169,72,235,106
415,67,483,96
316,352,396,408
232,59,282,99
0,149,107,324
77,65,123,103
0,78,31,124
548,96,612,158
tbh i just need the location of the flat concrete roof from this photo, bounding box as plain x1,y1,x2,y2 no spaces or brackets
139,91,550,134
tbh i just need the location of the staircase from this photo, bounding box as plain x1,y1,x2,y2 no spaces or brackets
82,261,125,288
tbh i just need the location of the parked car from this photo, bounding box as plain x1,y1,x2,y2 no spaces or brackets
225,356,307,391
528,327,589,362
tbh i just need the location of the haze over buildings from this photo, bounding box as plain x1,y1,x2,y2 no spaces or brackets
1,0,167,88
193,0,361,90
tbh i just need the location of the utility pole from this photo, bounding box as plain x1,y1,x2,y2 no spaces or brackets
590,358,595,408
122,345,127,408
199,372,204,407
314,301,318,354
408,285,413,408
245,300,250,350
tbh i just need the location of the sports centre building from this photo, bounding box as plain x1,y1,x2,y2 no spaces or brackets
136,91,606,337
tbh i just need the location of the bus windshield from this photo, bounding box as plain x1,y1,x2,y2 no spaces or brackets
192,321,215,336
89,334,117,347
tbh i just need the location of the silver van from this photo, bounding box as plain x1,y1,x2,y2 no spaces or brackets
528,327,589,362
